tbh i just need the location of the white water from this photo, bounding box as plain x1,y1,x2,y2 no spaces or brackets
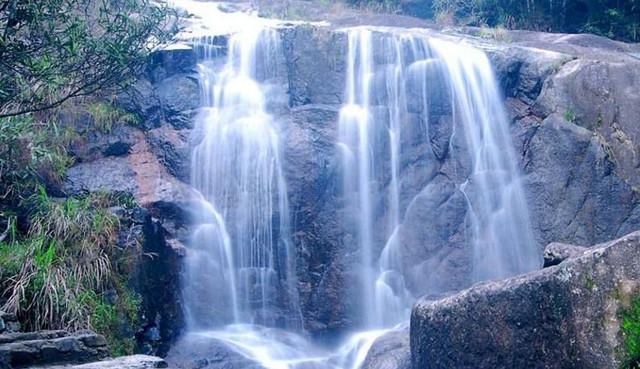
173,2,539,368
186,25,299,329
339,28,540,330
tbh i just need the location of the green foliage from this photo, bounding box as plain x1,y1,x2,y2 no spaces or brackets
621,297,640,369
0,0,178,118
564,109,577,123
355,0,640,42
0,115,74,202
87,102,140,133
0,190,120,331
77,287,141,356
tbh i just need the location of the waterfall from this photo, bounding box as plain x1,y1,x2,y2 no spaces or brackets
172,1,540,367
428,38,540,281
338,28,540,329
185,26,299,330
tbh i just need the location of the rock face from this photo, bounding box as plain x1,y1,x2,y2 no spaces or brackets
411,230,640,369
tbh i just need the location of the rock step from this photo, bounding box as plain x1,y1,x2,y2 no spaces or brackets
0,331,69,345
0,331,108,368
29,354,169,369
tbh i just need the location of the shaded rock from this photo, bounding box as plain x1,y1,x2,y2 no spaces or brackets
543,242,588,267
280,26,346,106
411,231,640,369
519,113,640,247
0,330,108,368
155,75,199,130
149,44,197,82
0,313,20,334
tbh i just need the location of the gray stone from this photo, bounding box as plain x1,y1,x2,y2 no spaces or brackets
543,242,589,267
361,328,410,369
31,355,169,369
0,313,20,334
411,231,640,369
165,334,263,369
0,331,108,368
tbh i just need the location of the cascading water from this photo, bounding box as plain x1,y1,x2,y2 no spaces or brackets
171,2,540,368
428,38,540,282
339,28,540,332
186,26,299,329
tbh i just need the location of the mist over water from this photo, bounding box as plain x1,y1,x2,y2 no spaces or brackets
171,3,540,368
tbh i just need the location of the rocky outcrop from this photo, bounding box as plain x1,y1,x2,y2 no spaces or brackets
0,330,108,368
485,31,640,249
411,230,640,369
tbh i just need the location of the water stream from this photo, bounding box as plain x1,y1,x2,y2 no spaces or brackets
170,2,539,368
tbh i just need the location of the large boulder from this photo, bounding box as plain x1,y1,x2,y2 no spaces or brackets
411,231,640,369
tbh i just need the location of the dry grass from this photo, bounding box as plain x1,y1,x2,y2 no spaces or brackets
0,190,122,331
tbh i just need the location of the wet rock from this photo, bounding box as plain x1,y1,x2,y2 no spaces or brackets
543,242,588,267
149,44,197,82
155,75,199,130
280,26,346,106
165,334,263,369
32,355,169,369
361,328,410,369
147,125,191,182
411,231,640,369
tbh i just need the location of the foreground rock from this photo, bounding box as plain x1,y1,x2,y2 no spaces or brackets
0,330,108,368
361,328,410,369
31,355,169,369
411,230,640,369
165,333,262,369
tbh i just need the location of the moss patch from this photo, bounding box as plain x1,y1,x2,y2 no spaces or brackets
620,297,640,368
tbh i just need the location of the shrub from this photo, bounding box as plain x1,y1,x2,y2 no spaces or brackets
0,115,74,203
0,0,178,118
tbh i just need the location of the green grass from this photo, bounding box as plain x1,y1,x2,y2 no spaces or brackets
564,109,577,123
86,102,139,133
0,190,142,356
621,297,640,369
